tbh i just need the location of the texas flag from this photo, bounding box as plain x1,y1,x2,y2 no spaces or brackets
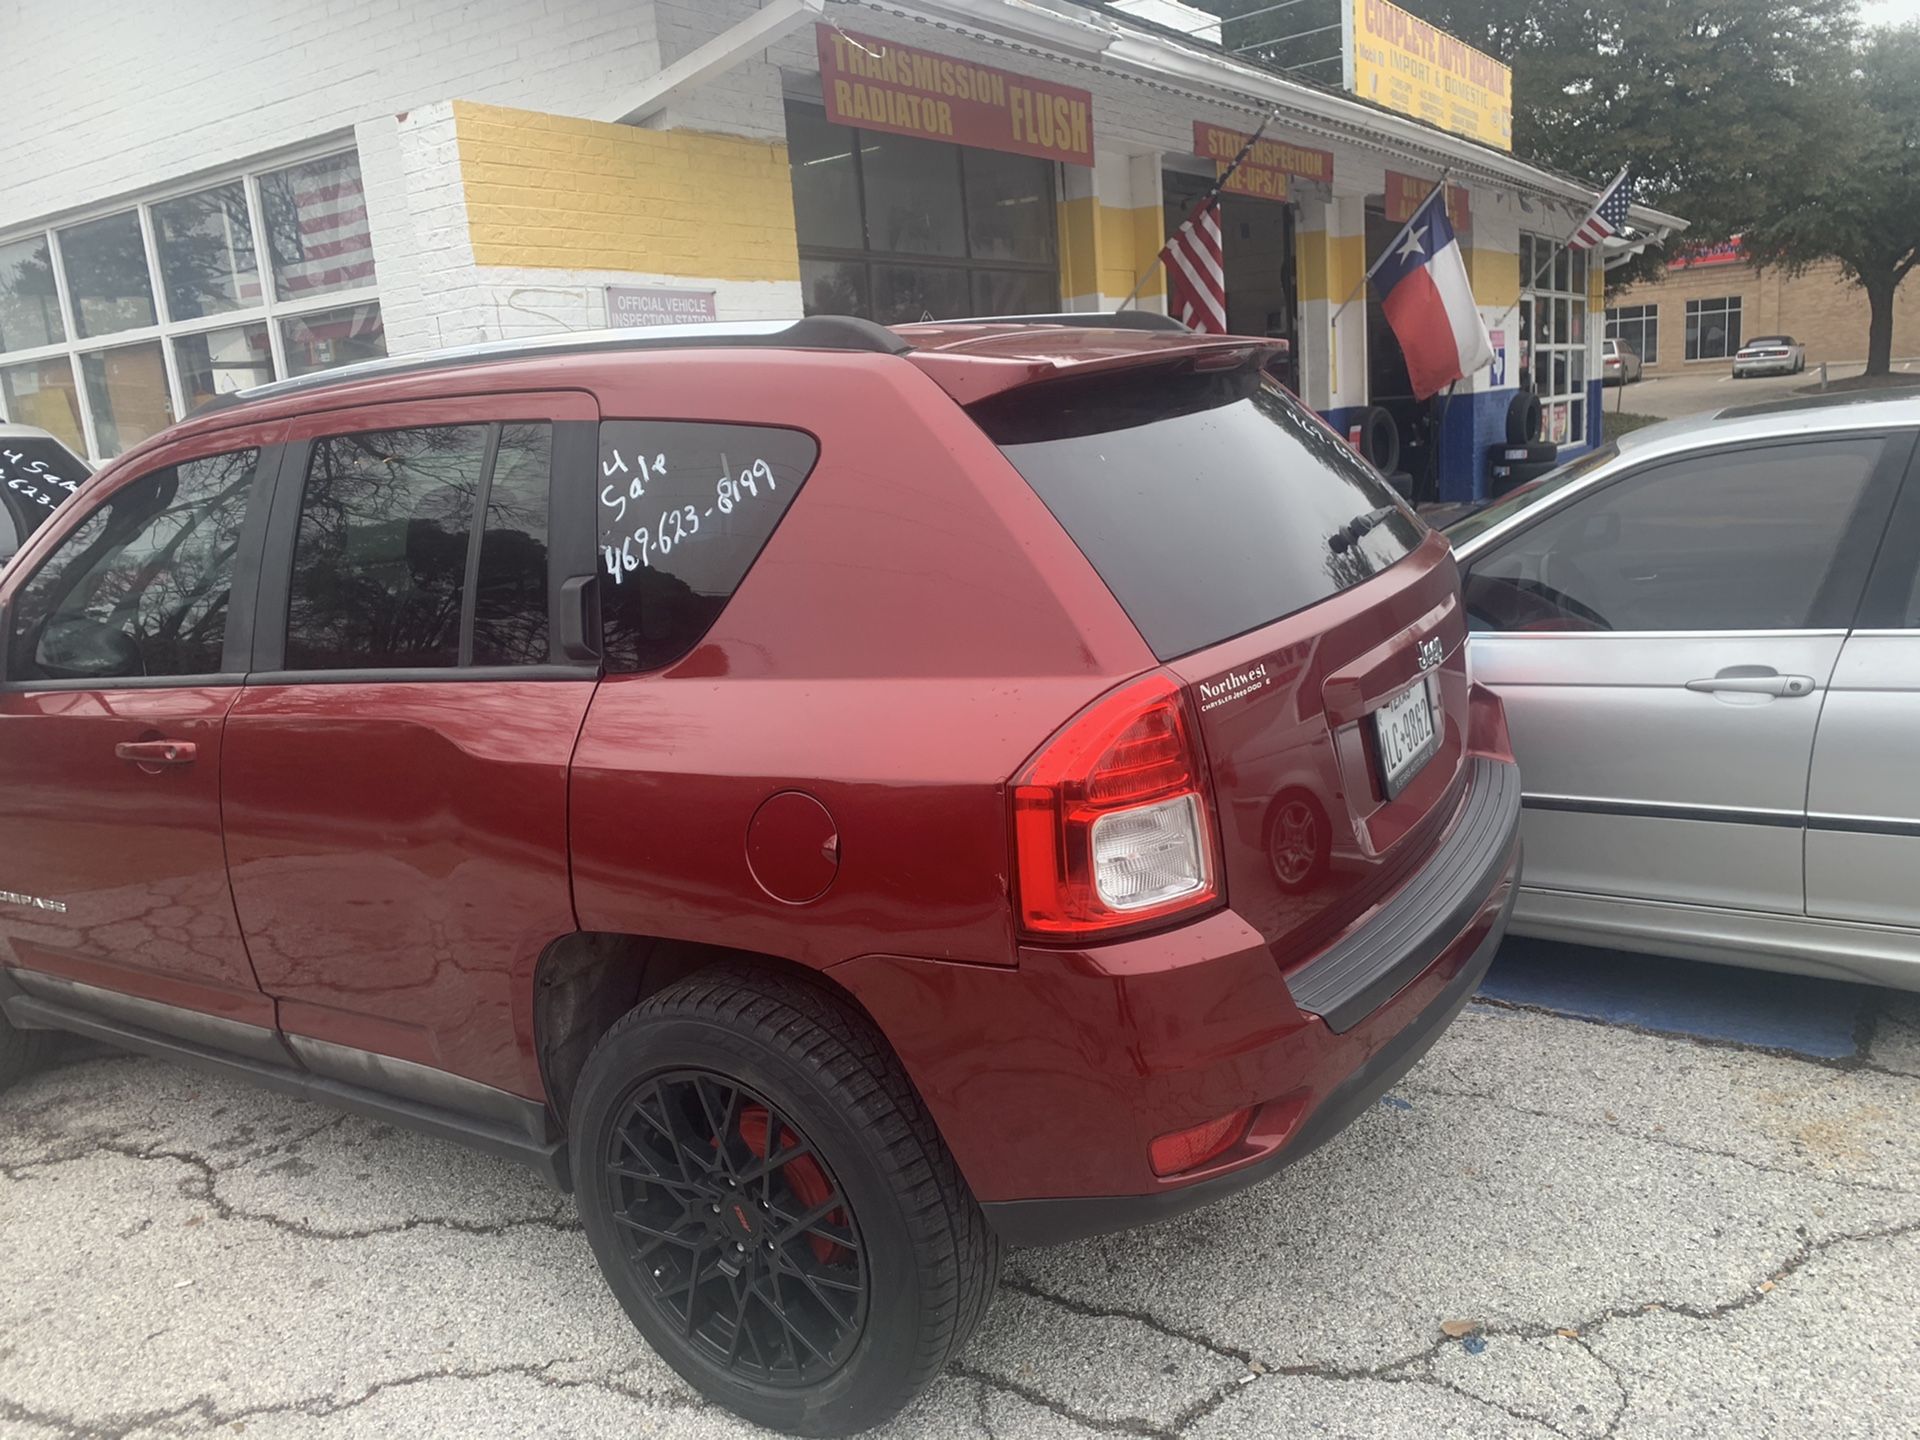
1371,186,1493,400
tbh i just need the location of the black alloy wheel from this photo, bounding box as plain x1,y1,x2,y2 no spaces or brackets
603,1068,867,1386
571,967,1000,1436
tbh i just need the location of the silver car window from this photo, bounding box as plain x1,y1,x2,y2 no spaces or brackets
1462,438,1891,633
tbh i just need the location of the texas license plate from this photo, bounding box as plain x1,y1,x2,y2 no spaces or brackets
1373,680,1439,798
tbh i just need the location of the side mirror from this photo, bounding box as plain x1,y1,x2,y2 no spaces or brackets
35,618,143,681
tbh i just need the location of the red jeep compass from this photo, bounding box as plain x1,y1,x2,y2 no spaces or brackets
0,316,1519,1435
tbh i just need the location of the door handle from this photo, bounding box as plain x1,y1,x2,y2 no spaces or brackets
1685,674,1815,698
115,740,198,766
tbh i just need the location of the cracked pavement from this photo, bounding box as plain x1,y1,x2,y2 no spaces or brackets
2,965,1917,1440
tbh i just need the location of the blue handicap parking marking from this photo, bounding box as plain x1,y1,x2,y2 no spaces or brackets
1477,937,1872,1061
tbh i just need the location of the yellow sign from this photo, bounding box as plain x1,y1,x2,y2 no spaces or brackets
1347,0,1512,152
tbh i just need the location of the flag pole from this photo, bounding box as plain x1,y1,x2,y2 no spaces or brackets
1489,165,1629,332
1328,169,1452,326
1118,110,1280,312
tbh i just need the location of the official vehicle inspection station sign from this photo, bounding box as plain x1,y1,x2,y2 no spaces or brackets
817,25,1095,166
1191,122,1334,203
1344,0,1512,151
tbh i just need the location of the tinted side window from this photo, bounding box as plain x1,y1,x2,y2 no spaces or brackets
7,449,256,681
597,421,819,672
1463,439,1890,633
471,423,551,667
286,425,486,670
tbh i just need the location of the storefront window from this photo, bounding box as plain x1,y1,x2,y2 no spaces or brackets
1685,297,1743,360
152,182,261,321
0,235,64,352
962,149,1055,263
861,132,967,258
1606,304,1659,365
175,322,274,409
1520,232,1589,446
280,302,387,377
787,104,865,252
80,342,173,455
0,149,381,459
59,211,158,339
785,98,1059,325
0,358,84,454
260,153,378,302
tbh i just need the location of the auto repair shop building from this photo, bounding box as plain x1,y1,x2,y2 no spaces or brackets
0,0,1683,500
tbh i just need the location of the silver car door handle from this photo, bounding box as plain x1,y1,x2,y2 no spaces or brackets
1685,674,1815,697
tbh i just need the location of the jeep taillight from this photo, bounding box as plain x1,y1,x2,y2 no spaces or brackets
1012,672,1222,939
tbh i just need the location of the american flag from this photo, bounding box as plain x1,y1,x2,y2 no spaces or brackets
1570,166,1632,251
276,155,376,295
1161,202,1227,333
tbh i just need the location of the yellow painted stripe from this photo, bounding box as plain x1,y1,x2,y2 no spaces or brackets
453,100,800,281
1101,201,1163,300
1465,247,1519,308
1296,231,1365,304
1057,195,1099,301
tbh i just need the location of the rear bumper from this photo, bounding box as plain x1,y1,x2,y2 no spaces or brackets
832,745,1521,1249
983,872,1515,1247
1733,359,1796,375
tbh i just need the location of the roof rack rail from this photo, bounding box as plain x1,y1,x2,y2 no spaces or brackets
223,315,911,408
930,310,1192,333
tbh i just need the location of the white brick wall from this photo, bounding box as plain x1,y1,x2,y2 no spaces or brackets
0,0,663,230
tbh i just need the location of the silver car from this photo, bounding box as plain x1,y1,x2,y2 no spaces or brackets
1449,391,1920,990
1601,338,1642,385
1732,335,1806,377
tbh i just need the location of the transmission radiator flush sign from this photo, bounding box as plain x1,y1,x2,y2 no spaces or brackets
817,25,1095,166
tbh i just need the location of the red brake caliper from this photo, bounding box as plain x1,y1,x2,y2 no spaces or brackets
736,1105,849,1265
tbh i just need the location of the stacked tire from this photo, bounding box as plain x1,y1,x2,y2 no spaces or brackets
1489,392,1554,496
1488,440,1557,495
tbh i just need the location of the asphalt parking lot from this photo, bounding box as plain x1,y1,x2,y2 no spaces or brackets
1620,356,1920,422
3,943,1916,1440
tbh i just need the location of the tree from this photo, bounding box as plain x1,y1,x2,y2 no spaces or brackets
1741,24,1920,375
1199,0,1858,256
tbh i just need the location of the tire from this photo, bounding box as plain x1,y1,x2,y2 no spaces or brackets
1490,442,1557,465
1505,391,1543,444
1359,406,1400,474
571,966,1000,1436
0,1007,56,1094
1490,459,1556,496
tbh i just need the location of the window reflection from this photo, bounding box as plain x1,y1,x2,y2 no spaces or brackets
471,423,552,666
7,449,256,681
284,426,487,671
59,212,158,339
0,235,64,352
152,183,261,321
79,343,173,457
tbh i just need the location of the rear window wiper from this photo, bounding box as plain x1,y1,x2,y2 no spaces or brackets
1328,505,1398,554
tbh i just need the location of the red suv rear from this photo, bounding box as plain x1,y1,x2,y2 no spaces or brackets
0,316,1519,1435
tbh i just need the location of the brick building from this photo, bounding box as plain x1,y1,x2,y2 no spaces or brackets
0,0,1680,500
1605,242,1920,374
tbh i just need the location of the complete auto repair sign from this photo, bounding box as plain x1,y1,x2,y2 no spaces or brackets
817,25,1094,165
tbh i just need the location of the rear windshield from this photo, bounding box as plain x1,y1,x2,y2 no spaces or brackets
0,437,87,560
974,363,1422,660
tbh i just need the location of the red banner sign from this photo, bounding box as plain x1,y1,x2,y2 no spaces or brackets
817,25,1094,166
1192,122,1334,203
1384,171,1470,227
1673,235,1745,268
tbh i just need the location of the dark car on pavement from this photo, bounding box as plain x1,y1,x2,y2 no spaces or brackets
0,317,1520,1435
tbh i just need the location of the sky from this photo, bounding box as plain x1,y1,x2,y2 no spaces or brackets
1860,0,1920,25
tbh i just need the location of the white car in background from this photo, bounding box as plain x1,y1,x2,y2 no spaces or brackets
1733,335,1806,377
1,423,90,571
1601,338,1643,385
